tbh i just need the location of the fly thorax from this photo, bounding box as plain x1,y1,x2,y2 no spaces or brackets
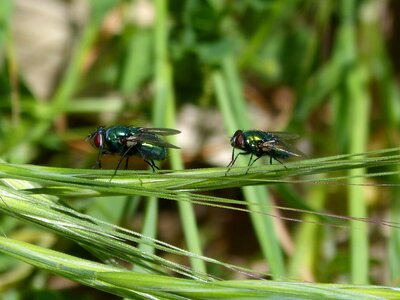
260,142,271,151
126,140,137,147
259,140,276,152
124,136,138,147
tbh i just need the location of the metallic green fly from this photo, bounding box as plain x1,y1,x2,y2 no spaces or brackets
86,126,180,173
226,129,304,175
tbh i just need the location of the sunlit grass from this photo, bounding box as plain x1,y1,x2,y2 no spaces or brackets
0,149,400,298
1,0,400,298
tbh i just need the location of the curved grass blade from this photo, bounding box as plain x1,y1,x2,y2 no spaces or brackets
1,236,399,299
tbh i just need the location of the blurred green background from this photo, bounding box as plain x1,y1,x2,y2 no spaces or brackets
1,0,400,298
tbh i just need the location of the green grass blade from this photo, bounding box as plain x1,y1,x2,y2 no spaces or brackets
168,81,206,274
153,0,205,273
0,181,276,281
213,67,285,278
137,196,158,256
1,236,399,299
119,29,152,95
347,65,370,284
288,183,326,280
0,0,12,63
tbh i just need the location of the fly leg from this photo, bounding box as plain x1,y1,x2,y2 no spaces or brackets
95,148,103,168
225,148,238,175
272,156,287,169
144,159,160,173
111,146,134,181
125,157,129,170
114,156,126,177
225,149,248,176
245,154,263,174
136,146,161,173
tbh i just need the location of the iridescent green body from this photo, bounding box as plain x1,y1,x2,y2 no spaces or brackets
226,129,304,174
239,130,292,160
102,126,166,160
87,125,180,172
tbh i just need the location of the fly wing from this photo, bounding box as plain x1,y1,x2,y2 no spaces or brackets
262,138,305,158
268,132,300,140
128,132,180,149
137,127,181,136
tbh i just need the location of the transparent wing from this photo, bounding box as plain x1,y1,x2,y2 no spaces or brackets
262,138,305,158
128,132,180,149
268,132,300,140
137,127,181,136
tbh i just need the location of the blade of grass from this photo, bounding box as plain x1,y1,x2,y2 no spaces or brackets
288,182,326,280
347,63,370,284
113,5,156,271
0,0,12,61
119,28,152,95
153,0,168,127
0,184,213,280
152,0,206,274
168,67,206,273
239,0,298,68
52,0,116,111
100,270,396,300
2,146,400,194
0,235,399,299
222,55,248,129
0,182,278,281
330,0,370,284
363,1,400,284
213,62,285,278
0,236,163,299
133,0,167,271
2,158,400,283
137,196,158,256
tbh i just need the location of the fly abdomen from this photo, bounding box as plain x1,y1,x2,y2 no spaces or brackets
138,143,167,161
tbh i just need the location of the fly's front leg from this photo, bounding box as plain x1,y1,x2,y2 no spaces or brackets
95,149,103,169
225,151,248,176
227,148,236,168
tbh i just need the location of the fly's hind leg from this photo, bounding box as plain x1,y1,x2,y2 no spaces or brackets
273,156,287,169
111,147,134,181
144,159,160,173
246,154,263,174
225,150,248,176
125,157,129,170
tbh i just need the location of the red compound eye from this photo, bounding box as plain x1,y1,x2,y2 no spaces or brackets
235,133,244,148
231,130,244,149
94,132,103,148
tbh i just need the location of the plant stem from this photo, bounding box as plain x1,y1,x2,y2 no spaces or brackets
213,64,285,278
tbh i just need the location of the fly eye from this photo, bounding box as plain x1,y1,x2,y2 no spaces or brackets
232,132,245,149
94,133,103,148
235,134,244,148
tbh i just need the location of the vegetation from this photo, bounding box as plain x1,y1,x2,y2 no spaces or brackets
1,0,400,298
